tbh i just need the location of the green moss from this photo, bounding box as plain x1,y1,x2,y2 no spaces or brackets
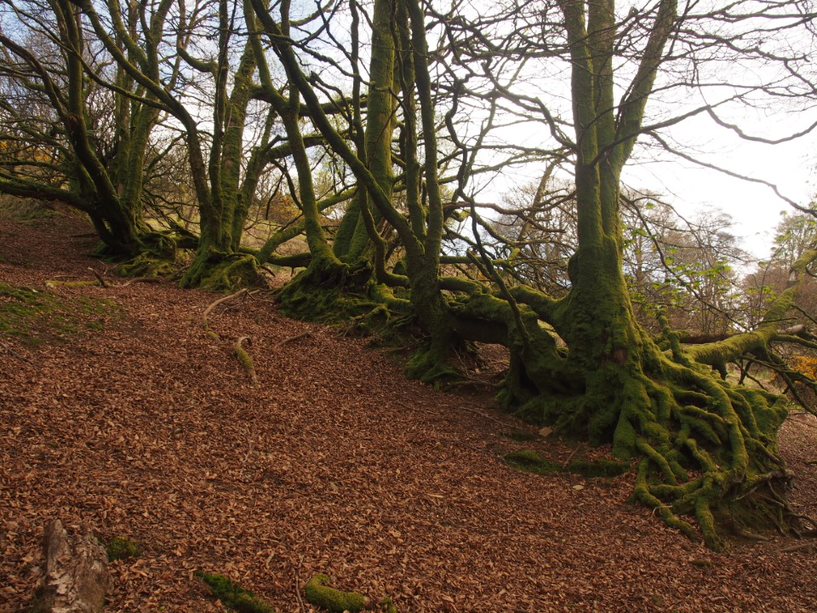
106,536,141,561
200,256,260,292
304,574,369,612
505,448,630,479
567,458,630,478
504,450,561,475
405,347,460,385
0,283,120,345
45,280,99,288
0,198,58,224
198,572,276,613
379,597,398,613
234,337,258,383
277,258,373,322
116,253,177,279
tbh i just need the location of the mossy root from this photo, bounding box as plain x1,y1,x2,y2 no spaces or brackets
304,574,369,612
234,336,258,384
197,572,276,613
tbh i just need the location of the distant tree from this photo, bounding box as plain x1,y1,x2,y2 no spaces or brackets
0,0,167,256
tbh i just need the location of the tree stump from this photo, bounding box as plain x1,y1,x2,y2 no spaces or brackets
33,519,109,612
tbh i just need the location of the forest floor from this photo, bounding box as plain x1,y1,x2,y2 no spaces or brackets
1,205,816,613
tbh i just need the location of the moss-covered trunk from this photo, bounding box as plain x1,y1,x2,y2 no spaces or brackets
60,0,147,257
484,0,800,549
334,0,397,263
180,7,260,290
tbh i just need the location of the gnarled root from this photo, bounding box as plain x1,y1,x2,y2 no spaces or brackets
304,574,369,613
181,249,261,291
276,257,372,321
595,350,795,550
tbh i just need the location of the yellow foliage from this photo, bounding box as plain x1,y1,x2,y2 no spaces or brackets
791,355,817,380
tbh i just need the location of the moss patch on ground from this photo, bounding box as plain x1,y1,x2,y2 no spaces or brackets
0,198,59,225
0,282,121,346
106,536,141,562
198,572,276,613
304,574,370,612
504,449,630,478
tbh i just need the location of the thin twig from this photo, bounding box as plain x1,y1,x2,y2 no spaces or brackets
458,405,512,428
88,267,107,288
294,556,307,613
781,541,817,553
277,331,313,347
562,445,581,469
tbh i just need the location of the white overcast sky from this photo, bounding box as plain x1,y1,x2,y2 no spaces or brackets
625,112,816,260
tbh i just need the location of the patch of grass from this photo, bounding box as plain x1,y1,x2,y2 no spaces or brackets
106,536,141,562
504,448,630,478
0,198,58,224
0,282,121,345
198,572,276,613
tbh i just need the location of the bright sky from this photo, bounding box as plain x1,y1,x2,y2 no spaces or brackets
626,114,816,260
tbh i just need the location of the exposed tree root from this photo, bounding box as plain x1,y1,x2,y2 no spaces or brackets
201,289,259,385
88,268,108,288
45,279,100,289
512,336,800,550
277,331,314,347
276,257,373,322
116,256,176,279
234,336,258,384
202,288,249,338
181,250,262,291
445,282,806,549
304,574,369,613
198,572,276,613
405,346,461,385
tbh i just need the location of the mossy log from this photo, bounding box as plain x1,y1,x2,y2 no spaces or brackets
304,574,370,612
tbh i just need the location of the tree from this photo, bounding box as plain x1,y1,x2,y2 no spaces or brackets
0,0,167,256
249,0,817,549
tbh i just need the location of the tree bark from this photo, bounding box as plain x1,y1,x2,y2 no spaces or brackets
35,519,108,613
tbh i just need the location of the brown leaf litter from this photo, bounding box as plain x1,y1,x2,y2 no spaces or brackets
1,210,816,612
